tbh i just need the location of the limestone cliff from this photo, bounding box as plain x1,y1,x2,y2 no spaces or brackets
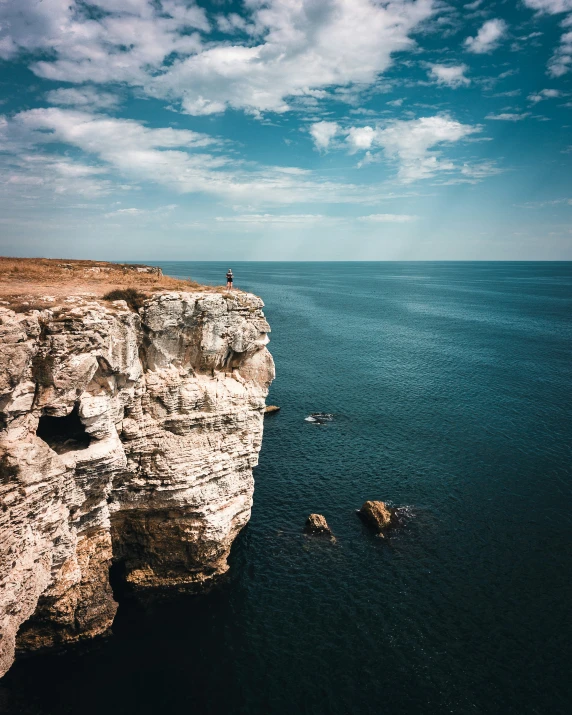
0,290,274,677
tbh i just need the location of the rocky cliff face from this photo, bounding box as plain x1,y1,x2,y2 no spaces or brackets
0,291,274,677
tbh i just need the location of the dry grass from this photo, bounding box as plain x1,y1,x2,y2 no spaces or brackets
0,257,226,307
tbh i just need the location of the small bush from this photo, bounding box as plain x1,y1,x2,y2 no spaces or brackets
103,288,147,312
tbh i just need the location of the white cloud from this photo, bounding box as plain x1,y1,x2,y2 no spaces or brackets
0,0,70,60
515,197,572,207
215,214,331,225
548,30,572,76
215,213,419,225
216,12,250,34
90,1,156,13
153,0,436,115
464,19,507,53
458,161,503,181
0,153,112,198
429,63,470,87
358,213,418,222
491,89,522,97
528,88,562,102
346,126,377,152
309,121,339,151
309,117,486,182
378,116,480,182
104,204,177,218
13,107,215,154
0,0,436,116
522,1,572,76
522,0,572,12
0,0,208,76
106,208,145,216
45,87,122,110
342,116,480,183
0,108,388,205
485,112,530,121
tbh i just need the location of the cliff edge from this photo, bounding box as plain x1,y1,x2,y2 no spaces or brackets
0,260,274,677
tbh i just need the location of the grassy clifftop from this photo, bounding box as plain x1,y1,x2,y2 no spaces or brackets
0,257,223,310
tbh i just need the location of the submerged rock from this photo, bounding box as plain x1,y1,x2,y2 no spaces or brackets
304,513,333,537
305,412,333,424
357,501,396,534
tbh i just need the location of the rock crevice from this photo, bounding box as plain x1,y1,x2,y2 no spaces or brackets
0,291,274,677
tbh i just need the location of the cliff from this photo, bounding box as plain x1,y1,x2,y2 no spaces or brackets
0,268,274,677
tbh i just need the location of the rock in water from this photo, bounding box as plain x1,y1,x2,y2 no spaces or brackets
304,514,333,537
357,501,395,533
264,405,280,415
305,412,333,424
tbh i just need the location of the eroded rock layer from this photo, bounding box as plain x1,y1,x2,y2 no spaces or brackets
0,291,274,677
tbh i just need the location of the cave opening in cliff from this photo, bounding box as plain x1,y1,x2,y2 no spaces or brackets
36,403,91,453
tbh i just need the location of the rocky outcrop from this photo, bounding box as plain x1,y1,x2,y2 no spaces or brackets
357,501,395,533
0,290,274,677
303,513,333,537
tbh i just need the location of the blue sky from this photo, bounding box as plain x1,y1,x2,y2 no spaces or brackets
0,0,571,260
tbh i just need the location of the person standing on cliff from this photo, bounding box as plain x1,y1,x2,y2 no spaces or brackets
226,268,234,291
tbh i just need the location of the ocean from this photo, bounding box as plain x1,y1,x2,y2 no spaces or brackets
2,262,571,715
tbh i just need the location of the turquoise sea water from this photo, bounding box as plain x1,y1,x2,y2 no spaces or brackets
3,262,572,715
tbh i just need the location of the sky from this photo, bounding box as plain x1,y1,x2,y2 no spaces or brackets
0,0,571,261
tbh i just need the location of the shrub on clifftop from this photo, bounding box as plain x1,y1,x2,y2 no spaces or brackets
103,288,146,312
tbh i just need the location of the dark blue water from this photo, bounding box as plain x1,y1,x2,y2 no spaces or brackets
3,263,571,715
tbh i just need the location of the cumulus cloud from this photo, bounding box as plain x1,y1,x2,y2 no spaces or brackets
548,29,572,76
155,0,436,115
378,116,480,182
2,108,487,201
311,117,487,183
0,108,385,204
428,63,470,87
309,121,339,151
346,126,377,152
522,1,572,75
528,88,562,102
0,0,436,116
464,19,507,53
0,0,208,69
341,116,480,183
